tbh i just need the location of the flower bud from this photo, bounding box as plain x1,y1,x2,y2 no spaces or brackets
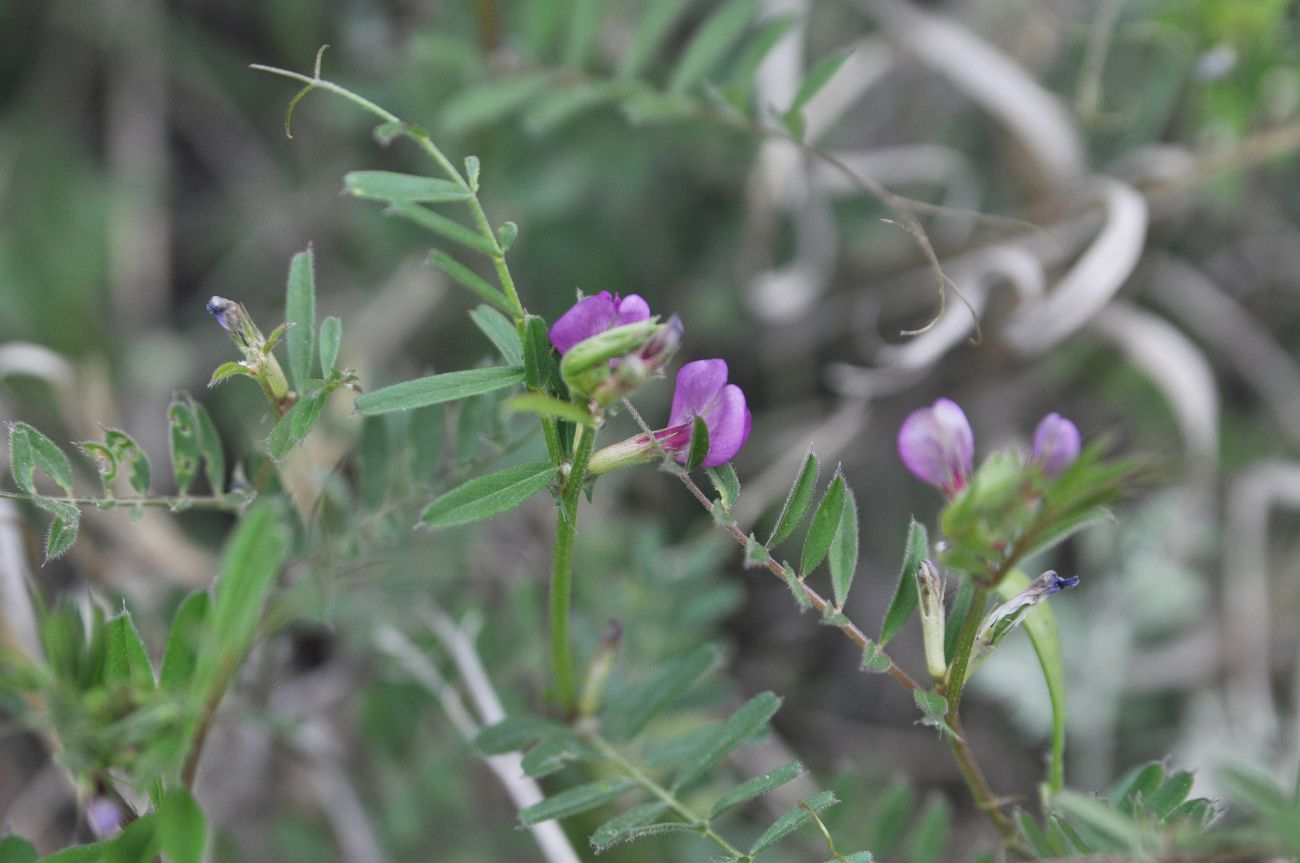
898,398,974,496
915,559,948,682
590,314,684,407
558,319,660,397
1030,413,1081,476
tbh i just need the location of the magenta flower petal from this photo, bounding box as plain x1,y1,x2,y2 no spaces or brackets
898,398,974,496
1031,412,1080,476
669,359,728,426
548,292,653,355
699,383,751,467
548,291,616,354
613,294,650,326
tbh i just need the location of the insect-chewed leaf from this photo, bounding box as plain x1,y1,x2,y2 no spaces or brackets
158,788,206,863
748,790,839,856
285,245,316,390
589,801,670,852
103,429,151,495
474,715,567,755
828,483,859,608
768,448,818,547
519,778,636,826
668,0,760,93
880,519,928,646
8,422,74,496
670,691,781,790
79,443,116,493
602,644,718,742
343,171,470,204
708,760,805,819
168,401,201,494
356,366,524,415
705,463,741,511
189,402,225,495
469,305,524,366
159,591,211,693
34,498,80,562
799,471,846,578
420,462,557,528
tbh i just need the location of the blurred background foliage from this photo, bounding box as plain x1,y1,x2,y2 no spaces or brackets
4,0,1300,860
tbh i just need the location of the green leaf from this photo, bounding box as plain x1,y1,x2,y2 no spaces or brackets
158,788,206,863
440,72,557,134
267,390,326,460
0,835,39,863
358,416,390,511
79,442,117,494
208,361,253,388
469,305,524,366
318,315,342,374
429,250,512,313
620,0,695,77
708,760,804,819
160,591,211,693
748,790,839,856
1148,771,1196,821
997,569,1068,793
519,778,636,826
799,471,846,578
828,483,859,608
590,821,696,850
474,715,566,755
561,0,602,68
343,171,470,204
1052,791,1146,852
524,82,619,134
421,462,557,528
602,644,718,742
8,422,73,495
285,245,316,390
409,404,445,480
789,49,851,113
389,202,498,256
167,401,201,495
668,0,760,93
864,780,914,856
908,797,952,863
1217,763,1289,817
503,393,595,426
521,735,592,778
189,402,225,495
193,504,285,697
105,611,155,687
496,221,518,252
943,577,975,663
705,463,741,510
590,802,670,852
880,519,928,646
356,366,525,415
860,640,892,673
104,429,151,495
685,415,710,472
671,691,781,790
913,689,948,721
35,498,80,562
767,448,818,547
726,14,798,93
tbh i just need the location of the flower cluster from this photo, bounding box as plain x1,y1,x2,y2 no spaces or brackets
550,291,751,470
897,398,1080,496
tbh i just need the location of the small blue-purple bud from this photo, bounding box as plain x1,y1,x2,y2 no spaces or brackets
86,797,124,838
1030,412,1081,476
898,398,974,496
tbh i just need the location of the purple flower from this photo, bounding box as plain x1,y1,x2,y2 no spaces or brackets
86,797,124,838
656,359,752,468
548,291,651,355
1030,412,1081,476
898,398,974,496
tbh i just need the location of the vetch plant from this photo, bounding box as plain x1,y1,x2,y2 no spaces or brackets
3,31,1299,863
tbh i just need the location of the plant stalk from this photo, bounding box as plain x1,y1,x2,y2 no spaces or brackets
550,423,596,715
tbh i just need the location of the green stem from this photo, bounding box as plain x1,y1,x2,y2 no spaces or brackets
944,584,990,711
587,733,746,859
550,423,596,714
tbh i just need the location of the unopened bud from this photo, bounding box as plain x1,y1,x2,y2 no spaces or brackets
915,560,948,681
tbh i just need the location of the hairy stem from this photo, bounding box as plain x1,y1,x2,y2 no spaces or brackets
551,423,596,715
